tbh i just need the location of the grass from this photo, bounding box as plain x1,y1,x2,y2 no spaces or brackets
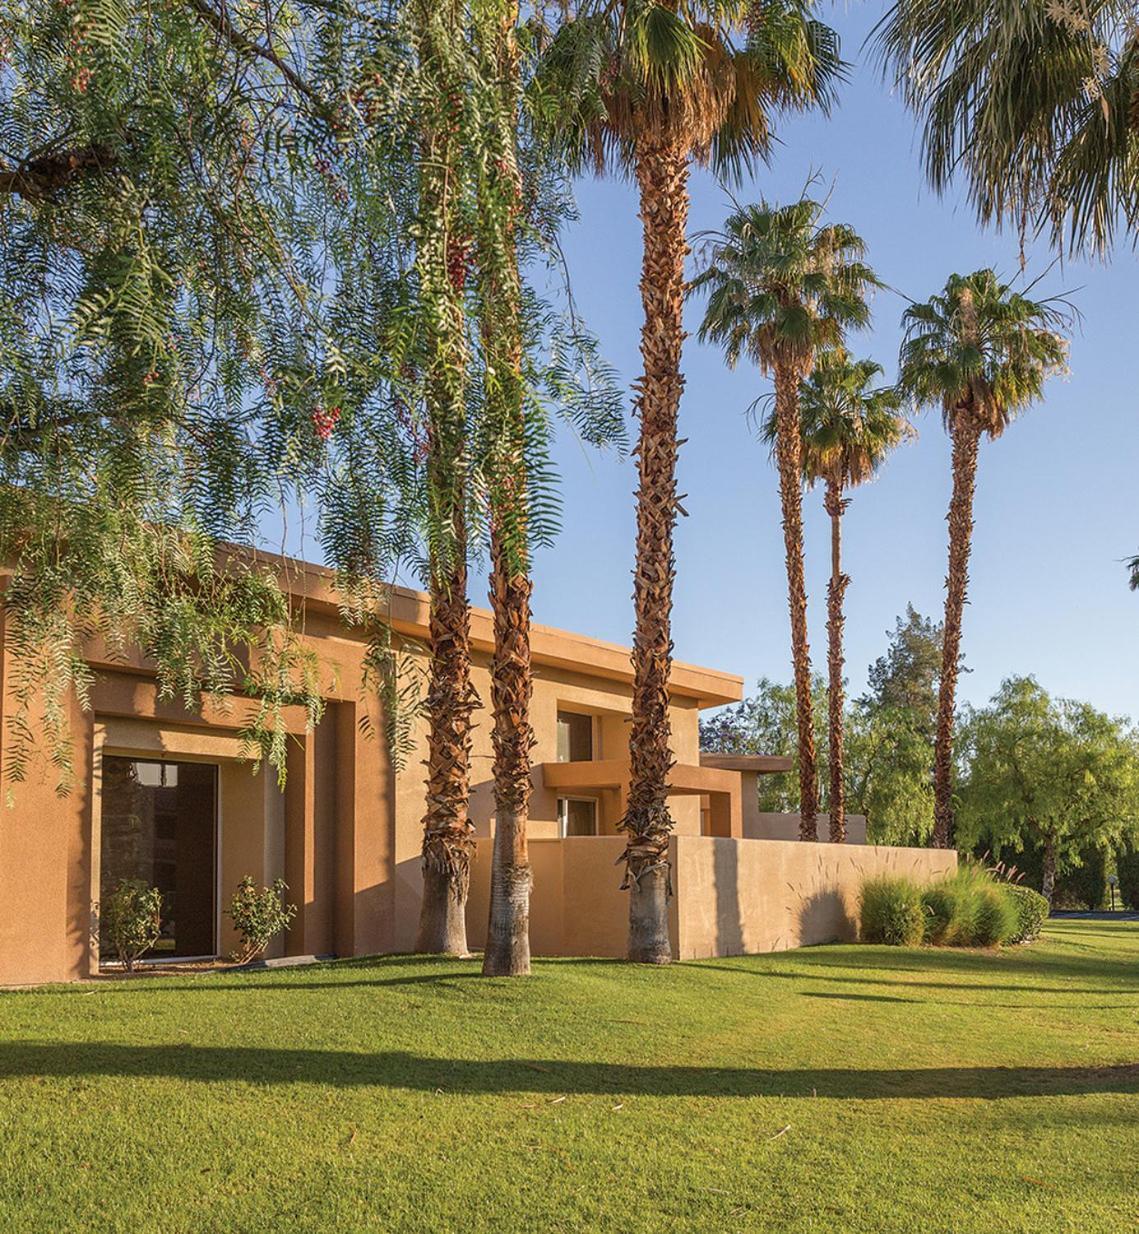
1,920,1137,1234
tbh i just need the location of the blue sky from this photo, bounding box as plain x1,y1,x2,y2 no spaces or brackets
510,1,1139,722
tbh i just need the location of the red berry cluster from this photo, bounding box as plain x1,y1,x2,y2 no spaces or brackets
446,234,471,293
311,404,341,441
67,16,93,93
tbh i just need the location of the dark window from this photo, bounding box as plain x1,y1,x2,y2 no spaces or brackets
556,711,593,763
558,797,598,837
100,758,218,960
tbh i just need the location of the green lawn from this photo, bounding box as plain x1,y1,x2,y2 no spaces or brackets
1,920,1137,1234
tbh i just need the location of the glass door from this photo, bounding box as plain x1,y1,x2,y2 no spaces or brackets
100,757,218,959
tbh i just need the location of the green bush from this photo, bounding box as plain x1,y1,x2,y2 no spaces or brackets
1006,884,1049,944
99,879,163,971
859,876,926,946
964,884,1019,946
1117,842,1139,911
226,876,297,964
920,882,959,944
920,863,1022,948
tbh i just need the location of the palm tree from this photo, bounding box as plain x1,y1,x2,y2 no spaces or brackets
763,348,910,841
694,199,878,841
873,0,1136,255
413,1,480,956
898,270,1069,847
477,0,535,977
540,0,842,961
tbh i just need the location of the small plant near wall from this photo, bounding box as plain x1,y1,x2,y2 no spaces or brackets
226,877,297,964
99,880,163,972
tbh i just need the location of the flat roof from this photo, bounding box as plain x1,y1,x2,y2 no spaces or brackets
244,548,745,709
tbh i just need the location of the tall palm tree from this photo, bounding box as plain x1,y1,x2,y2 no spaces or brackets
477,0,535,977
540,0,842,962
413,0,480,956
694,199,878,841
763,348,910,841
874,0,1138,256
898,270,1069,847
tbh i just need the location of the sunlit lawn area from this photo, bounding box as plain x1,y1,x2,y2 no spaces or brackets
1,919,1136,1233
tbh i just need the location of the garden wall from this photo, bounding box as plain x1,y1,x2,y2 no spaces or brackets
467,835,957,960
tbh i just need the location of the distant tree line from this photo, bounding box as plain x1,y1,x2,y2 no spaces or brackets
702,607,1139,906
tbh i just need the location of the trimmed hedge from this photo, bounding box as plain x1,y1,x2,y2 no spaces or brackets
1007,885,1049,944
859,876,926,946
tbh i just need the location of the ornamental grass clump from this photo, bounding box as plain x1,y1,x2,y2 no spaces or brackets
918,863,1021,948
859,875,926,946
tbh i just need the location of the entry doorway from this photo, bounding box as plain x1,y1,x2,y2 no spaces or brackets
99,757,219,960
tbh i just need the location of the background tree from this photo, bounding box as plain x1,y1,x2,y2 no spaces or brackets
762,347,909,840
695,198,878,842
701,674,934,843
539,0,843,961
0,0,367,789
957,676,1139,905
898,270,1068,847
863,605,946,739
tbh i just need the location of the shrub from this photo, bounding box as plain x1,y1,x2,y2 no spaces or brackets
964,884,1019,947
99,879,163,971
1117,841,1139,911
859,876,926,946
920,862,1023,948
226,877,297,964
920,882,959,944
1054,846,1107,910
1006,884,1049,944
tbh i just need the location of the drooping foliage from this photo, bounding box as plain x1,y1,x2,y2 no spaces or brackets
874,0,1139,255
0,0,365,788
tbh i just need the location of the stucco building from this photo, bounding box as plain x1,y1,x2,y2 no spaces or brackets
0,553,952,986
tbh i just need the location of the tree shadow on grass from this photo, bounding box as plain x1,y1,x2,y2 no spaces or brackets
685,963,1139,998
0,1044,1136,1100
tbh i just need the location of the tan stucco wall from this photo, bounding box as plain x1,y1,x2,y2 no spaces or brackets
469,835,957,960
672,836,956,959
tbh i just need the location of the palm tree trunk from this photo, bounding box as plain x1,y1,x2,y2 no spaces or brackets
621,133,689,964
824,476,849,843
414,4,477,954
416,516,477,955
773,359,818,839
933,412,982,848
481,0,533,978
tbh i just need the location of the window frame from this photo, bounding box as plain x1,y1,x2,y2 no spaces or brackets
557,794,599,838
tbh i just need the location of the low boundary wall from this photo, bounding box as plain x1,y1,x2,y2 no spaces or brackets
468,836,957,960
